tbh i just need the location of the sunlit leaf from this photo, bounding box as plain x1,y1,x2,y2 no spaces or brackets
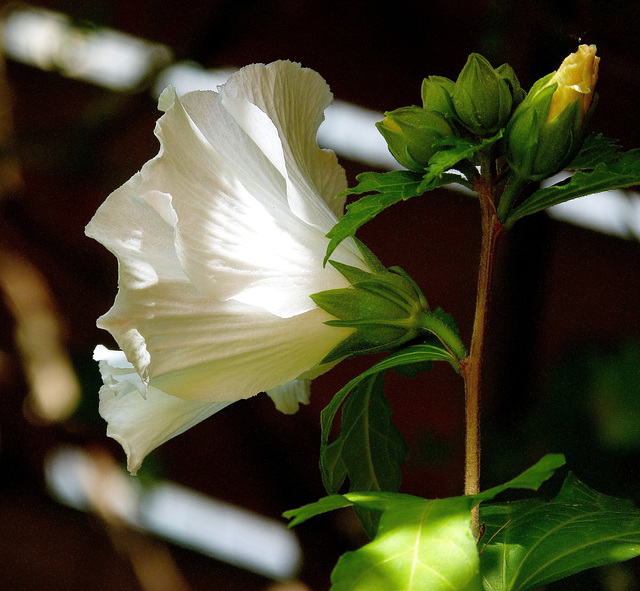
480,473,640,591
285,454,565,591
288,492,481,591
285,494,354,527
332,495,481,591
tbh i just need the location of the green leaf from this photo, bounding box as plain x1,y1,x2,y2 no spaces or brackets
341,170,426,200
418,131,502,193
567,133,622,170
325,171,425,263
507,146,640,225
475,453,566,502
284,494,354,527
287,455,564,528
479,473,640,591
323,133,505,260
332,494,482,591
287,491,483,591
286,454,565,591
324,373,408,492
319,343,459,521
323,373,408,537
321,342,458,450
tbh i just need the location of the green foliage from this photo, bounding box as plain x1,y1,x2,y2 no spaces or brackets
324,171,428,263
285,455,566,591
325,132,502,261
480,473,640,591
297,51,640,591
506,139,640,225
567,133,623,170
419,132,502,192
320,341,461,468
323,373,408,537
331,495,481,591
319,341,462,534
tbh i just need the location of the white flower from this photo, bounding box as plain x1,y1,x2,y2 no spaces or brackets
86,60,371,473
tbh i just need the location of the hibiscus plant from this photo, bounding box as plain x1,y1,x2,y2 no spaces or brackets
87,47,640,589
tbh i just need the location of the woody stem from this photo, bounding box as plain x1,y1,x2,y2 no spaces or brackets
462,167,504,538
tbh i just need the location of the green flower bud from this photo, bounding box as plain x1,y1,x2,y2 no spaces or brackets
421,75,456,119
452,53,513,136
505,45,600,180
376,106,454,171
495,63,526,108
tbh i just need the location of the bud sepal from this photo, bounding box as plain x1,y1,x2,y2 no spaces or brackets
311,261,428,363
495,63,526,109
312,241,466,365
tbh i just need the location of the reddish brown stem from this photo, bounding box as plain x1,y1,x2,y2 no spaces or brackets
462,176,504,537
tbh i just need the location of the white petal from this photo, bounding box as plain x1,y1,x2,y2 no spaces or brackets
147,82,367,318
201,61,348,223
95,346,230,474
85,174,185,287
266,380,310,415
98,280,353,402
87,87,356,397
86,61,370,460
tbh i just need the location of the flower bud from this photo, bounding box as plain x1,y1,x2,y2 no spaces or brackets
421,75,456,119
548,44,599,121
452,53,513,136
310,242,430,363
377,106,454,171
505,44,599,180
495,63,526,108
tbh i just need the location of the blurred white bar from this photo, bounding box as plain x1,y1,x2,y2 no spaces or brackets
322,101,398,169
548,190,640,238
142,482,302,578
1,5,172,90
544,173,640,239
45,447,302,579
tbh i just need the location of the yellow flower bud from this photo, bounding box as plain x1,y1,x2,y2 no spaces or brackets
547,44,599,122
504,45,600,181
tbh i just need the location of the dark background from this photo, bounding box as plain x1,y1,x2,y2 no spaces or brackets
1,1,640,589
